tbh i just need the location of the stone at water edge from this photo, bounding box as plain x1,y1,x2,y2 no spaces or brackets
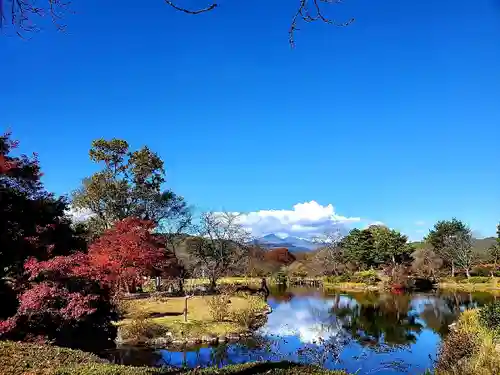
226,333,241,341
201,335,219,345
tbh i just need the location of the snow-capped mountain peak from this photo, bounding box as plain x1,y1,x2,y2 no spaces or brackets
254,234,322,252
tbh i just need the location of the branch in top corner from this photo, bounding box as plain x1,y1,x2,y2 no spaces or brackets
164,0,217,15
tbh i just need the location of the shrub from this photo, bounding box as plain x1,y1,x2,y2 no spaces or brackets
149,292,169,303
141,278,156,293
435,329,480,373
324,271,381,285
324,274,351,284
471,265,493,277
460,276,491,284
207,294,230,322
479,302,500,331
272,272,287,285
115,298,132,318
119,311,167,344
230,296,263,329
352,270,380,285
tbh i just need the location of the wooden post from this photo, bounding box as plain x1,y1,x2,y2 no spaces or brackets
184,296,188,322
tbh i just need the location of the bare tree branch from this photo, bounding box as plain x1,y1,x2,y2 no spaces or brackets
1,0,70,37
289,0,354,47
164,0,217,15
2,0,354,46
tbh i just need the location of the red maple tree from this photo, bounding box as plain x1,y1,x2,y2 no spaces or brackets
88,217,173,293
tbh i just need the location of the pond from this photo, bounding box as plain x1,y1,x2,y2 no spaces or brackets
107,287,498,374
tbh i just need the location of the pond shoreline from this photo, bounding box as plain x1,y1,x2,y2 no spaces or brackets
116,295,272,348
107,287,500,374
144,304,273,348
185,277,500,294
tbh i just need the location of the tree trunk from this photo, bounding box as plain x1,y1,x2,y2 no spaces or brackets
465,268,470,279
451,262,455,277
210,277,217,292
184,296,189,322
178,278,185,295
155,276,161,291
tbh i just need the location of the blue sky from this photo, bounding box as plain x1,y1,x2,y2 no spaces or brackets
1,0,499,240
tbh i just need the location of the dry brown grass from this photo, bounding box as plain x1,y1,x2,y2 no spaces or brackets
118,295,267,339
436,309,500,375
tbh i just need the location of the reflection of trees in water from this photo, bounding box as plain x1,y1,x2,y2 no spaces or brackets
108,290,499,371
418,291,496,338
159,337,276,368
331,293,423,348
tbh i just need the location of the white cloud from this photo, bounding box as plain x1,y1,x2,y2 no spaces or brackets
65,206,95,223
233,201,361,239
259,296,354,344
415,220,426,226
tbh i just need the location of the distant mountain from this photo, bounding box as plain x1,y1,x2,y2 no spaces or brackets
253,234,323,252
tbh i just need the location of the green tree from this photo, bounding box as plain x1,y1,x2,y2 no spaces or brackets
341,228,376,269
488,223,500,274
497,223,500,249
370,225,413,268
72,138,190,237
340,226,412,270
425,218,470,277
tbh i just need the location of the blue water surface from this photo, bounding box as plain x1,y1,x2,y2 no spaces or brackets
111,288,494,375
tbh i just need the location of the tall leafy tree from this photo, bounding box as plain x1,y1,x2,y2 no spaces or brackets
370,225,413,267
72,138,190,237
497,223,500,249
488,223,500,274
425,218,471,277
340,226,412,270
341,228,376,269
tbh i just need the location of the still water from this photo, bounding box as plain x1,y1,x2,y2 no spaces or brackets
109,287,498,375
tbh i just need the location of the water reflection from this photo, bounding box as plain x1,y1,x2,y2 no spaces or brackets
109,288,497,374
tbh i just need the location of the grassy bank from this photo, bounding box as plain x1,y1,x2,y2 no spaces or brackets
118,295,268,343
0,341,349,375
186,276,500,294
438,277,500,292
435,306,500,375
185,278,262,288
322,282,380,292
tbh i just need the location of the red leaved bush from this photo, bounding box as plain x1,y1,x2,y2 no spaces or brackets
0,133,117,352
1,250,118,351
88,217,169,293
